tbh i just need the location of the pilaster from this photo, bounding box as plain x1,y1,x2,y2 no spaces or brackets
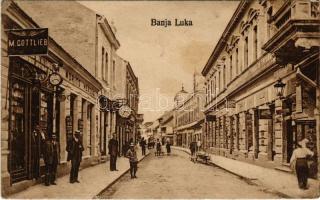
59,90,68,162
82,100,88,156
274,98,284,164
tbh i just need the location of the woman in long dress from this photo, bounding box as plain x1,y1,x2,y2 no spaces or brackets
290,138,314,189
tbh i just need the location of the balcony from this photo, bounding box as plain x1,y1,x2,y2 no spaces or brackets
262,0,320,65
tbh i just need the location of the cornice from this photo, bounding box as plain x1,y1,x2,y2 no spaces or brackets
202,0,250,76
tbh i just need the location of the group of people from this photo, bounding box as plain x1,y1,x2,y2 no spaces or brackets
154,138,171,156
32,125,61,186
189,140,201,161
108,134,139,179
32,126,84,186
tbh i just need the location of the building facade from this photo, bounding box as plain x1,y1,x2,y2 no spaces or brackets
158,111,174,144
113,56,140,155
174,73,205,148
16,1,124,160
201,0,319,177
1,1,103,195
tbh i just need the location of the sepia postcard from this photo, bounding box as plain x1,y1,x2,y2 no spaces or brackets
1,0,319,199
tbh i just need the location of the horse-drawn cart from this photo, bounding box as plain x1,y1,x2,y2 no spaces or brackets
195,151,211,164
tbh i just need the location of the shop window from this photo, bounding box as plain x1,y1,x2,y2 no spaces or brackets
244,37,248,68
102,47,105,80
10,81,27,174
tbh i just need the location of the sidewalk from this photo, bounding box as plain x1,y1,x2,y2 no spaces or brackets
8,149,149,199
172,146,320,198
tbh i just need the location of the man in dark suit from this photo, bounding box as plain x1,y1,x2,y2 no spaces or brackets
69,130,84,183
108,133,118,171
44,134,60,186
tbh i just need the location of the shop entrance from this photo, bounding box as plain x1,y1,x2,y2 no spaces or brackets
9,58,54,184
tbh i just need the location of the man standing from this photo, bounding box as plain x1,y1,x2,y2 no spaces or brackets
126,143,138,178
140,137,146,156
69,130,84,183
108,133,118,171
44,134,60,186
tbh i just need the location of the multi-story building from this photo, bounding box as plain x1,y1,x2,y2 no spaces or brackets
158,110,174,144
1,1,102,195
201,0,319,177
141,121,154,141
174,72,205,148
113,55,139,154
16,1,121,161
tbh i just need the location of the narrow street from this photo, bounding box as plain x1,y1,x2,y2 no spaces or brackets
99,149,281,199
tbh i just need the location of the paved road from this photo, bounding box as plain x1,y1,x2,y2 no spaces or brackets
99,149,281,199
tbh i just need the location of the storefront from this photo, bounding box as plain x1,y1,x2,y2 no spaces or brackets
2,2,103,195
8,57,57,183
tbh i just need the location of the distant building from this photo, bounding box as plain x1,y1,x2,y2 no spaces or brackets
158,111,174,144
113,56,139,153
173,72,205,148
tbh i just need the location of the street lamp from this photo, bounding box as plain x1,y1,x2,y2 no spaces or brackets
274,79,286,99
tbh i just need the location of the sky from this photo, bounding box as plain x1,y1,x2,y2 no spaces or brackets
80,1,239,122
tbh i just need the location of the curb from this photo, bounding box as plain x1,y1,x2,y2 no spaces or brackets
172,147,291,198
94,152,150,198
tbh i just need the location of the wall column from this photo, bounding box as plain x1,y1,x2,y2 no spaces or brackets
238,112,247,157
1,57,10,193
59,90,68,162
274,98,284,164
82,100,88,156
315,84,320,179
91,105,98,157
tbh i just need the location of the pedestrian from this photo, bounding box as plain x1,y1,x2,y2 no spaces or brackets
140,137,146,156
44,134,60,186
197,139,201,152
31,124,45,180
166,138,171,155
126,143,138,178
69,130,84,183
290,138,314,189
189,141,196,162
108,133,119,171
122,141,129,156
156,138,161,156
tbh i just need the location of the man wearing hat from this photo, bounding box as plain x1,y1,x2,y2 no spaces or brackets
126,143,138,178
108,133,119,171
44,134,60,186
69,130,84,183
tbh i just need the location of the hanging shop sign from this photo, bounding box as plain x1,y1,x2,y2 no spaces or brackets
98,95,111,111
118,105,132,118
66,116,73,141
258,109,272,119
7,28,48,56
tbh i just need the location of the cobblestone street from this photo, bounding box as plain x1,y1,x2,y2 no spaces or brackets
99,149,281,199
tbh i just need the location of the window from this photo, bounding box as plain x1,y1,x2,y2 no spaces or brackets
230,55,233,81
223,65,226,88
214,76,217,96
206,84,208,104
105,52,109,82
236,48,239,74
211,80,214,100
102,47,105,80
253,26,258,61
208,81,211,102
218,71,221,93
244,37,248,68
112,60,115,87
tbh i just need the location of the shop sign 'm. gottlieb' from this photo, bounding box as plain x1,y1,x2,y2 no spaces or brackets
7,28,48,56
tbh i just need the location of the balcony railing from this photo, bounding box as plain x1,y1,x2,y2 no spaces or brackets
272,0,319,31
